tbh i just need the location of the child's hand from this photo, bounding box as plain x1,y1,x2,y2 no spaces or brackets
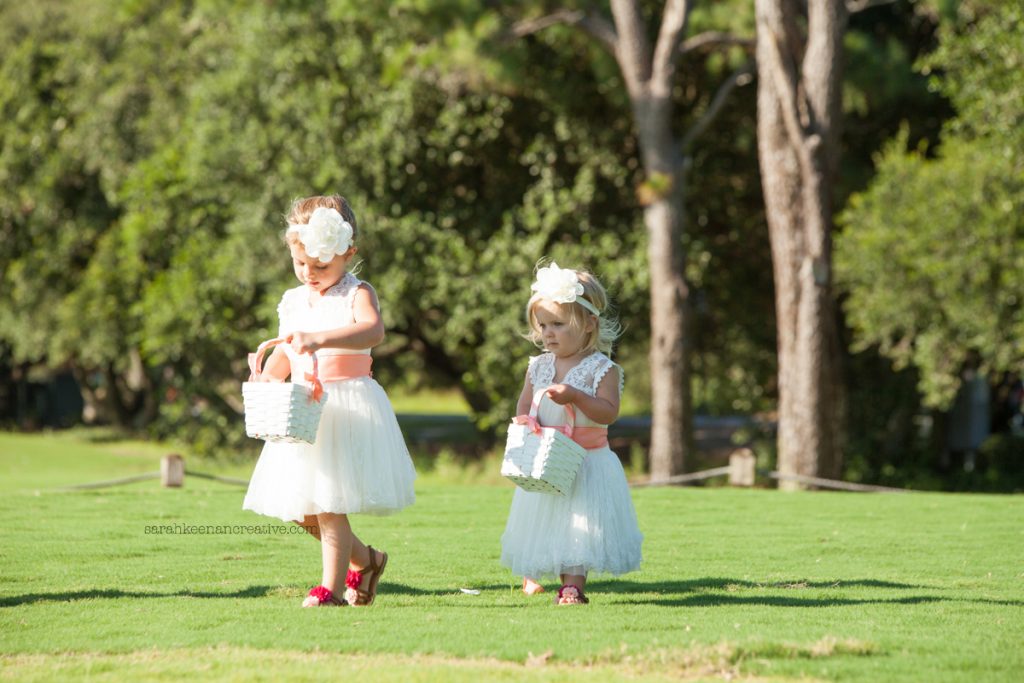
287,332,321,355
545,384,578,405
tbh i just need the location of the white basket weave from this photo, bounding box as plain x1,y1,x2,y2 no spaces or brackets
501,389,586,496
242,338,327,444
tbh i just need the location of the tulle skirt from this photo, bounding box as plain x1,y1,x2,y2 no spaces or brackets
243,378,416,522
500,448,643,579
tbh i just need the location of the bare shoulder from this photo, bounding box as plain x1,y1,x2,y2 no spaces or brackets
354,281,379,302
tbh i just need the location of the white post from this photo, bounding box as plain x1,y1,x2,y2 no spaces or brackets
161,454,184,488
729,448,756,487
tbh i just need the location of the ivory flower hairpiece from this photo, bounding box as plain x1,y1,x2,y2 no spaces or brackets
531,262,600,316
287,207,354,263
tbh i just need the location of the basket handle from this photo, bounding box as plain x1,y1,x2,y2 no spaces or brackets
527,387,576,438
247,338,320,389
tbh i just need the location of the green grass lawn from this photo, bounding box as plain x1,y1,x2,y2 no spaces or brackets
1,431,1022,682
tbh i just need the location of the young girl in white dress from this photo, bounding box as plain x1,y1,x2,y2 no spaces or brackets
500,263,643,605
243,194,416,608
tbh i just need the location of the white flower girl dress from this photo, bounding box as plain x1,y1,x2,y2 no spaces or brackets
243,273,416,521
500,351,643,579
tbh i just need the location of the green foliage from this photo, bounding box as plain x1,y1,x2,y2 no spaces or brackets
0,0,968,470
0,1,655,444
837,1,1024,410
0,0,782,450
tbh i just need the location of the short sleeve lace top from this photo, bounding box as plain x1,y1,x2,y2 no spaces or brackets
526,351,623,428
276,272,370,368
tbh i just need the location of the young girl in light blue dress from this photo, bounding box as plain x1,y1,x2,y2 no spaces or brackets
501,263,643,605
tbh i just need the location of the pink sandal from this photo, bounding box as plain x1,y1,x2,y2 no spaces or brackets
555,584,589,605
302,585,346,607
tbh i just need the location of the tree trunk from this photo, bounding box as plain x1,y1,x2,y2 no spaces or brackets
519,1,746,480
610,0,694,481
635,97,694,481
755,0,846,488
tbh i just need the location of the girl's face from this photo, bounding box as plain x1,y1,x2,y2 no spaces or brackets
290,243,354,294
533,300,595,359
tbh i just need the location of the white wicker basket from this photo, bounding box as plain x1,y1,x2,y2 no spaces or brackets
242,338,327,444
501,389,586,496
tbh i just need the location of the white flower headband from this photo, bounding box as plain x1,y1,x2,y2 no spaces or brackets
531,262,600,316
287,207,354,264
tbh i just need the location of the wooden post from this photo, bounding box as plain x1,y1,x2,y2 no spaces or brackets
161,454,184,488
729,448,756,487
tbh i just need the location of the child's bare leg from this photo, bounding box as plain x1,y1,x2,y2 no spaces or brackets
296,515,321,541
347,535,369,568
298,516,374,574
314,513,353,595
522,577,545,595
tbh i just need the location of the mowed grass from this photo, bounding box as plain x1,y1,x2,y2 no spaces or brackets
1,431,1022,682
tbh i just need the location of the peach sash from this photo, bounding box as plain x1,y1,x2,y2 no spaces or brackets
511,389,609,450
248,339,373,403
314,354,373,382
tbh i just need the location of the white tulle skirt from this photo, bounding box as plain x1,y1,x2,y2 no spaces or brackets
243,378,416,522
500,448,643,579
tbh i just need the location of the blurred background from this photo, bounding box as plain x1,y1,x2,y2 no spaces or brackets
1,0,1020,491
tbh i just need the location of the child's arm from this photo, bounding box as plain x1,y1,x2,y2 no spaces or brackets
289,284,386,353
516,372,535,416
258,345,291,382
545,366,621,424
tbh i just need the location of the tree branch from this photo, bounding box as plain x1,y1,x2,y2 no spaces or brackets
680,31,755,55
846,0,896,13
651,0,692,96
680,61,755,150
765,28,810,150
610,0,654,94
509,9,618,53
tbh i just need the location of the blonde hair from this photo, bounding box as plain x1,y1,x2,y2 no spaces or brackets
526,269,622,356
283,194,358,246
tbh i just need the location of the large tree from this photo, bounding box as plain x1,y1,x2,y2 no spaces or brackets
513,1,755,480
755,0,848,487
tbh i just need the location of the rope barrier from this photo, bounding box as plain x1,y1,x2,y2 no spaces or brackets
55,472,161,491
634,464,910,493
767,471,910,493
632,466,731,487
53,456,908,493
53,467,249,491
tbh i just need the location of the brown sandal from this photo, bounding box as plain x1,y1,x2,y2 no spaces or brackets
344,546,388,606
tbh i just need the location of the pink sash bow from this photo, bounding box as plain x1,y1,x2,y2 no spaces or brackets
512,391,609,450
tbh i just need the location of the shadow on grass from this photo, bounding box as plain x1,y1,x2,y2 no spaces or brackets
0,585,275,607
6,578,1021,609
586,577,1024,608
383,582,511,597
0,583,508,607
594,577,929,593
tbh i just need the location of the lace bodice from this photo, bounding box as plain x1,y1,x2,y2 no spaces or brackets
276,273,370,372
526,351,623,430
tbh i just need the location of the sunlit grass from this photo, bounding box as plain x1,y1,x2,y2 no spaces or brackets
1,430,1022,682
